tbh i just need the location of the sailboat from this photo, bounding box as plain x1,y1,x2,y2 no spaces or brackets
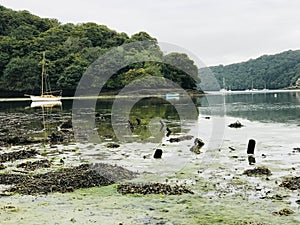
28,52,62,102
220,77,231,93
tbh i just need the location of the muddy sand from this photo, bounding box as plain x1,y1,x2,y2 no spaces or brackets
0,112,299,224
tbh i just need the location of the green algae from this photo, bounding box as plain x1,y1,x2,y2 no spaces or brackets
0,175,299,225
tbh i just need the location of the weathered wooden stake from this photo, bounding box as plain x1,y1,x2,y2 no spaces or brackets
166,127,172,137
153,149,163,159
247,139,256,154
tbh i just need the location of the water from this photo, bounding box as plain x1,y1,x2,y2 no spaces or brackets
224,91,300,124
200,90,300,124
2,90,299,122
1,91,299,172
1,91,299,152
1,91,300,224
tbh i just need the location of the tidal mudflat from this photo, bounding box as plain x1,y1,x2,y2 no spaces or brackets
0,93,300,224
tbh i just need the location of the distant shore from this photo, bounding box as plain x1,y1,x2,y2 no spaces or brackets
0,88,204,100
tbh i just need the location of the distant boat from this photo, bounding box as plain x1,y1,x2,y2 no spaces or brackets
166,93,179,100
220,77,231,93
220,88,232,93
27,52,62,102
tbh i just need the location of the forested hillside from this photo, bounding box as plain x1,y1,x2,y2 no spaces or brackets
0,6,199,97
200,50,300,91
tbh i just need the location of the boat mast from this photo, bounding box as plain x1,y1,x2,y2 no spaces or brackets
41,52,45,96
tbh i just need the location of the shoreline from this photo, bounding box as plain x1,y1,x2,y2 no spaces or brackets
0,89,205,102
2,88,300,102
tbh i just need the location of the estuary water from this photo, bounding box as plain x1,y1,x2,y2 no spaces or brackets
1,91,299,165
0,90,299,171
0,90,300,225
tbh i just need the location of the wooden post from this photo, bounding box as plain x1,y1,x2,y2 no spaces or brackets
247,139,256,154
153,149,163,159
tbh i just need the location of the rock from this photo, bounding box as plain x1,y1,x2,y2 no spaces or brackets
153,149,163,159
280,176,300,190
60,120,73,129
1,205,19,212
0,149,38,163
106,143,120,148
243,166,271,176
0,164,6,170
16,159,51,171
190,138,205,154
293,147,300,152
271,194,284,200
248,155,256,165
0,173,28,185
272,208,294,216
1,163,137,195
49,132,64,143
190,146,201,154
236,221,265,225
2,136,38,146
168,135,194,143
117,183,194,195
228,120,243,128
60,119,72,129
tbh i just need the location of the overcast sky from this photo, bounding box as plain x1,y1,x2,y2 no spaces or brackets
0,0,299,66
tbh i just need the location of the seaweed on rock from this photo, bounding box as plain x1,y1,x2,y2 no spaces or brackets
0,163,137,195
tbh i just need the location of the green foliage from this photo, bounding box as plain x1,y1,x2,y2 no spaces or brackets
3,56,40,92
201,50,300,90
163,53,199,89
0,5,199,96
0,6,58,37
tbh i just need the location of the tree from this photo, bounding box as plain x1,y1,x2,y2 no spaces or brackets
163,53,199,89
203,50,300,90
0,5,200,95
3,56,40,92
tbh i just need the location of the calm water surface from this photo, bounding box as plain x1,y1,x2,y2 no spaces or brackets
200,91,300,124
1,90,300,131
0,91,300,120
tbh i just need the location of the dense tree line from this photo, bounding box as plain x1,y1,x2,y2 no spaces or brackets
200,50,300,91
0,5,199,96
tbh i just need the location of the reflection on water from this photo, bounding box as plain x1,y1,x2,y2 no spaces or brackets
198,91,300,124
0,91,299,144
94,97,198,143
29,102,64,142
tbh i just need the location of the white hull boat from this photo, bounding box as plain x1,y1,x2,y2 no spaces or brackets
27,52,62,103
